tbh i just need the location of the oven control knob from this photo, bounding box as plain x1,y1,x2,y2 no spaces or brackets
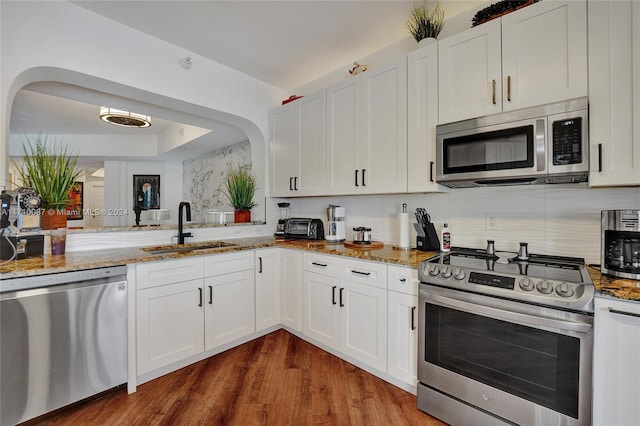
428,265,440,276
441,266,452,278
556,283,575,298
519,278,535,292
453,268,466,280
536,280,554,295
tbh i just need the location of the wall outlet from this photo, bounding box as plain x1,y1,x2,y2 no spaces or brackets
486,213,498,230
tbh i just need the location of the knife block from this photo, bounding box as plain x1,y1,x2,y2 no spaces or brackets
416,223,440,251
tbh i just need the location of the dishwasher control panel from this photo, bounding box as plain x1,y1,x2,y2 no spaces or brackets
0,265,127,293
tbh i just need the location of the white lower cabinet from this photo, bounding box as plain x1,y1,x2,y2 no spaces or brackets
204,251,255,350
303,254,387,371
204,269,255,350
593,297,640,426
255,248,280,332
137,279,204,375
303,269,340,349
280,249,302,331
387,266,419,386
136,251,255,377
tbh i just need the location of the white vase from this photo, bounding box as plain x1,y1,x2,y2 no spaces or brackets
417,37,437,48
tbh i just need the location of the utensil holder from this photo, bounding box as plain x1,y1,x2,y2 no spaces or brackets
416,223,440,251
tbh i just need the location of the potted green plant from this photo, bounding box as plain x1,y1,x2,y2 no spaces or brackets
406,2,445,46
13,135,81,230
222,164,257,223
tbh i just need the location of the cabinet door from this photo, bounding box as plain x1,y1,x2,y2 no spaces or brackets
255,249,280,332
269,103,298,196
387,291,418,386
438,19,502,124
281,249,302,331
204,270,255,350
137,279,204,374
501,0,587,112
360,58,408,194
298,92,327,196
407,40,441,193
588,0,640,187
303,270,340,350
326,78,362,195
339,280,387,371
593,297,640,426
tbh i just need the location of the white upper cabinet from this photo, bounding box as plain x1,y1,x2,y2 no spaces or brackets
438,19,502,123
438,0,587,124
588,0,640,187
269,91,326,197
407,40,441,192
327,58,408,195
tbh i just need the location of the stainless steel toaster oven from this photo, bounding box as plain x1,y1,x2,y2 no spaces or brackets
283,218,325,240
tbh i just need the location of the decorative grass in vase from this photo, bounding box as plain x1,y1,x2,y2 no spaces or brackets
222,164,257,223
13,134,81,230
406,2,445,43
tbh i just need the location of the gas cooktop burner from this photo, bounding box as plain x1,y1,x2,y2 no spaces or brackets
419,244,595,312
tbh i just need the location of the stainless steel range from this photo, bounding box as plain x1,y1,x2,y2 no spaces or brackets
417,242,594,426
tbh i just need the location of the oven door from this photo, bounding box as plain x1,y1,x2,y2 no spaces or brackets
418,284,592,426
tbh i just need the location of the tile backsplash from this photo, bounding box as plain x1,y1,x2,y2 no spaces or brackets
270,185,640,264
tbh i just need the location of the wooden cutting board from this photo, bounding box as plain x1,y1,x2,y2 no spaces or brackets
343,241,384,249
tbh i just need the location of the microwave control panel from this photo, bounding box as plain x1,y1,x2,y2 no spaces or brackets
552,117,582,165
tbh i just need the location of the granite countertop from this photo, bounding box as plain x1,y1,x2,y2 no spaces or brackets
588,266,640,302
3,238,638,303
0,237,438,280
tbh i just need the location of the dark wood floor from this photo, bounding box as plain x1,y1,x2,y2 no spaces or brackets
37,329,445,425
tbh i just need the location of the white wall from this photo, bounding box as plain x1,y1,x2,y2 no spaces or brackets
270,185,640,264
0,0,288,220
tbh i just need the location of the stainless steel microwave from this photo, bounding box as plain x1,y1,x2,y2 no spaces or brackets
436,98,589,188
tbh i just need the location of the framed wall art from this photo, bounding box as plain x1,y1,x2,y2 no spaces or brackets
66,181,83,220
133,174,160,210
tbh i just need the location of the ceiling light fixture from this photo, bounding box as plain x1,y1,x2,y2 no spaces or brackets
99,106,151,128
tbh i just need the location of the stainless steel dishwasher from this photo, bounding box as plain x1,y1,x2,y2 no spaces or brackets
0,266,127,425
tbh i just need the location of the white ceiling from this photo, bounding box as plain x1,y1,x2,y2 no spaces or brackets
10,0,478,163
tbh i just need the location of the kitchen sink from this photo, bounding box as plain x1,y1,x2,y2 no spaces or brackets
142,241,237,254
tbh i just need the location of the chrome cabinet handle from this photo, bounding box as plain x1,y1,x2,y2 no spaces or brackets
609,308,640,318
208,285,213,305
492,79,496,105
507,75,511,102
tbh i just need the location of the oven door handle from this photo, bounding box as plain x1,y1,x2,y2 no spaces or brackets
424,291,592,334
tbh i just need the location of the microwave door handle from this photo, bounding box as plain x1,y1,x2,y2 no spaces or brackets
423,291,592,334
536,119,546,172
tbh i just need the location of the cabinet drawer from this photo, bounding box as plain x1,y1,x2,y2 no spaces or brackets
388,265,419,296
136,257,204,289
340,259,387,289
204,250,254,277
303,253,340,277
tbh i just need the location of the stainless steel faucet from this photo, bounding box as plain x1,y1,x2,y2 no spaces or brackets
178,202,192,244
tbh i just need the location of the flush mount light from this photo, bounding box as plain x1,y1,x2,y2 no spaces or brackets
99,106,151,128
